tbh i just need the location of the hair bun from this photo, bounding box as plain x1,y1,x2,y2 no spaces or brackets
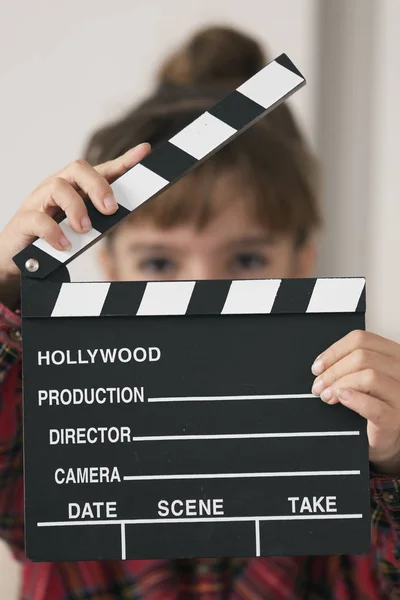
158,26,267,88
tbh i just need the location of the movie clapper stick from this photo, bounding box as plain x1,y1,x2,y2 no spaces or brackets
14,54,370,562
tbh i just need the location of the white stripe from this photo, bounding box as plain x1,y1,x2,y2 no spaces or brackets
222,279,281,314
130,431,360,442
33,224,100,264
255,520,260,557
307,278,365,313
111,163,168,211
137,281,196,316
238,60,303,110
37,514,363,527
51,282,111,317
121,523,126,560
147,393,313,403
170,112,236,160
123,470,360,481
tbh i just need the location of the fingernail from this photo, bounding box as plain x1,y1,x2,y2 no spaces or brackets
59,235,71,250
80,216,92,232
312,378,324,396
337,388,353,402
125,142,151,161
104,195,118,211
137,142,151,152
312,357,325,376
321,387,332,402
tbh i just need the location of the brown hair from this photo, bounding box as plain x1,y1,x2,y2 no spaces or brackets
84,26,321,245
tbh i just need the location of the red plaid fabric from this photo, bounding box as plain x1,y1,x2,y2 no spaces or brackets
1,303,400,599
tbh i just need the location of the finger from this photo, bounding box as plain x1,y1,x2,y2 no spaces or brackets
56,159,118,214
95,142,151,183
10,210,71,253
312,330,400,376
336,388,394,428
39,177,92,234
318,369,400,407
312,349,400,397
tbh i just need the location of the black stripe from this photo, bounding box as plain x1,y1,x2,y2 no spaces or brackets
45,265,71,283
356,281,366,313
141,142,197,182
275,53,305,79
86,202,131,234
14,245,64,280
186,280,232,315
22,282,63,317
101,281,147,316
208,90,264,131
272,278,317,314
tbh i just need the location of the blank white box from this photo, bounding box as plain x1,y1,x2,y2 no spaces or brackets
222,279,282,314
51,282,111,317
137,281,196,315
112,164,169,211
170,112,236,160
238,61,303,109
307,278,365,313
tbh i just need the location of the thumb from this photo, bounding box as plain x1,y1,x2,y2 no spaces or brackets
95,142,151,183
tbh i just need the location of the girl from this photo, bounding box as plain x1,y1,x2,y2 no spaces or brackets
1,26,400,600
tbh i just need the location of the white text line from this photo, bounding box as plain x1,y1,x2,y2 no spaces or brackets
123,470,360,481
121,523,126,560
37,514,363,528
148,394,316,402
255,519,260,557
130,431,360,442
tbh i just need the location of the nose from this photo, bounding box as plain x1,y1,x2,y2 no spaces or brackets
180,260,222,281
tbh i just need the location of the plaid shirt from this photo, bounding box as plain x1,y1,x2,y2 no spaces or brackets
1,303,400,599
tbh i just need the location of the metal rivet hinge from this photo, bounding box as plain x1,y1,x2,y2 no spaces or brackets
25,258,39,273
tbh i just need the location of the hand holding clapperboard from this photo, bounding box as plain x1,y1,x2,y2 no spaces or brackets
12,55,372,561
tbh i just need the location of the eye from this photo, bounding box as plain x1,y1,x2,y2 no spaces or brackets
230,252,268,272
139,257,176,274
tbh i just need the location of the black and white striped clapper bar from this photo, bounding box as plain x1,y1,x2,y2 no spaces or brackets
14,54,370,562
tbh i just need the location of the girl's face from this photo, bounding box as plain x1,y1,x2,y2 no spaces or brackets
100,199,316,282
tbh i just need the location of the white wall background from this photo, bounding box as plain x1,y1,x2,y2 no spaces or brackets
0,1,318,597
366,0,400,340
0,0,318,283
315,0,400,341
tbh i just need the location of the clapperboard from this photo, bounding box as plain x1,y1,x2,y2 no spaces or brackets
14,54,370,562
